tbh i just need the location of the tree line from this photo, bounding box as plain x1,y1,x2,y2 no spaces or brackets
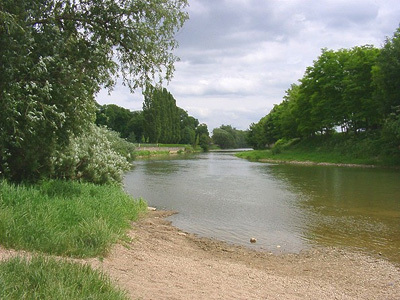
96,86,211,150
247,26,400,152
96,85,252,150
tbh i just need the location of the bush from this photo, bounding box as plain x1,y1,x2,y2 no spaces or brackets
52,124,132,184
0,256,128,300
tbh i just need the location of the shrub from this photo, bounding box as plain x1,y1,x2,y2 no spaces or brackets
52,124,132,184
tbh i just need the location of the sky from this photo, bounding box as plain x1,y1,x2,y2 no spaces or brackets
96,0,400,131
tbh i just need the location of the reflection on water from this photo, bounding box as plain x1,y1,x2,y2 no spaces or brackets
268,165,400,262
124,152,400,264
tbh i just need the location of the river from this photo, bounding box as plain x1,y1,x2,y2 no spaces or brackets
123,151,400,264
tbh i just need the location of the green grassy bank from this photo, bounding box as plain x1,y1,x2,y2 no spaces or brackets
0,256,128,300
0,180,146,299
237,134,400,167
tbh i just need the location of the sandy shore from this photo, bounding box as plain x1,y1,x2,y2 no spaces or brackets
1,210,399,299
89,210,399,299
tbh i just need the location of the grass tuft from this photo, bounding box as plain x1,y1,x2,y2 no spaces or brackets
0,255,128,300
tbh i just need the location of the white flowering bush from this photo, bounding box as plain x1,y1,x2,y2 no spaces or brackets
52,125,133,184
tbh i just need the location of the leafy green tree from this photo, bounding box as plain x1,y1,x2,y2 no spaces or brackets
196,123,210,151
126,111,145,143
343,46,380,132
0,0,188,181
196,123,210,138
247,118,268,149
180,126,196,145
96,104,133,138
143,86,182,143
212,128,236,149
212,125,248,149
296,49,348,136
373,26,400,116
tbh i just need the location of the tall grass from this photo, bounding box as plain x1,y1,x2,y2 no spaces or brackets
0,180,146,257
0,256,128,300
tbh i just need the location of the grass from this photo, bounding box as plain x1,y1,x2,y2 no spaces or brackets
0,255,128,300
134,150,171,157
237,134,400,166
0,180,147,258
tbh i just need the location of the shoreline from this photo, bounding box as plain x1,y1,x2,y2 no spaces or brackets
89,210,400,299
257,158,378,168
1,210,399,299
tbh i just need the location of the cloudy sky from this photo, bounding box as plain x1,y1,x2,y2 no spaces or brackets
96,0,400,131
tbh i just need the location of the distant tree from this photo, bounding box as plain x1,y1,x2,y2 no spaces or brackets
126,111,145,143
247,118,268,149
96,104,134,138
143,86,184,143
212,125,248,149
180,126,196,145
212,128,236,149
196,123,210,138
198,134,210,152
196,123,211,151
96,104,145,143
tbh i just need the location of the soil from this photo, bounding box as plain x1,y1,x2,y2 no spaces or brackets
1,210,400,299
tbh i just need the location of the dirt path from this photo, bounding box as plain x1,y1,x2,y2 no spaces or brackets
87,210,399,300
1,210,399,299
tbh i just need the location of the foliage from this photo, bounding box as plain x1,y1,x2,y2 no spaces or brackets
142,86,205,144
0,255,128,300
247,25,400,160
52,124,132,184
212,125,249,149
143,86,181,143
0,0,188,182
238,133,400,166
212,128,236,149
373,27,400,116
0,180,147,257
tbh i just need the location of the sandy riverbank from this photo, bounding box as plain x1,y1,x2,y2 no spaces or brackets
87,210,399,299
1,210,399,299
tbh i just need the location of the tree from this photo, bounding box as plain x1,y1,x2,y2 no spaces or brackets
0,0,188,181
195,123,210,151
342,46,380,132
247,119,268,149
143,86,183,143
212,125,248,149
373,26,400,116
212,128,236,149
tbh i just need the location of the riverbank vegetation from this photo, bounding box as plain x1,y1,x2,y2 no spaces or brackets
96,90,211,150
212,125,249,149
238,133,400,166
0,0,188,297
245,26,400,166
0,256,129,300
0,180,146,257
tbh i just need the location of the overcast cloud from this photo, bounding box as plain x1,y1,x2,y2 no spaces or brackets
96,0,400,131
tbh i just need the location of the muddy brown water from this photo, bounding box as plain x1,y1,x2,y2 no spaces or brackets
124,151,400,264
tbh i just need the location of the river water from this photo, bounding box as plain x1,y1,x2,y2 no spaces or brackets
123,151,400,264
